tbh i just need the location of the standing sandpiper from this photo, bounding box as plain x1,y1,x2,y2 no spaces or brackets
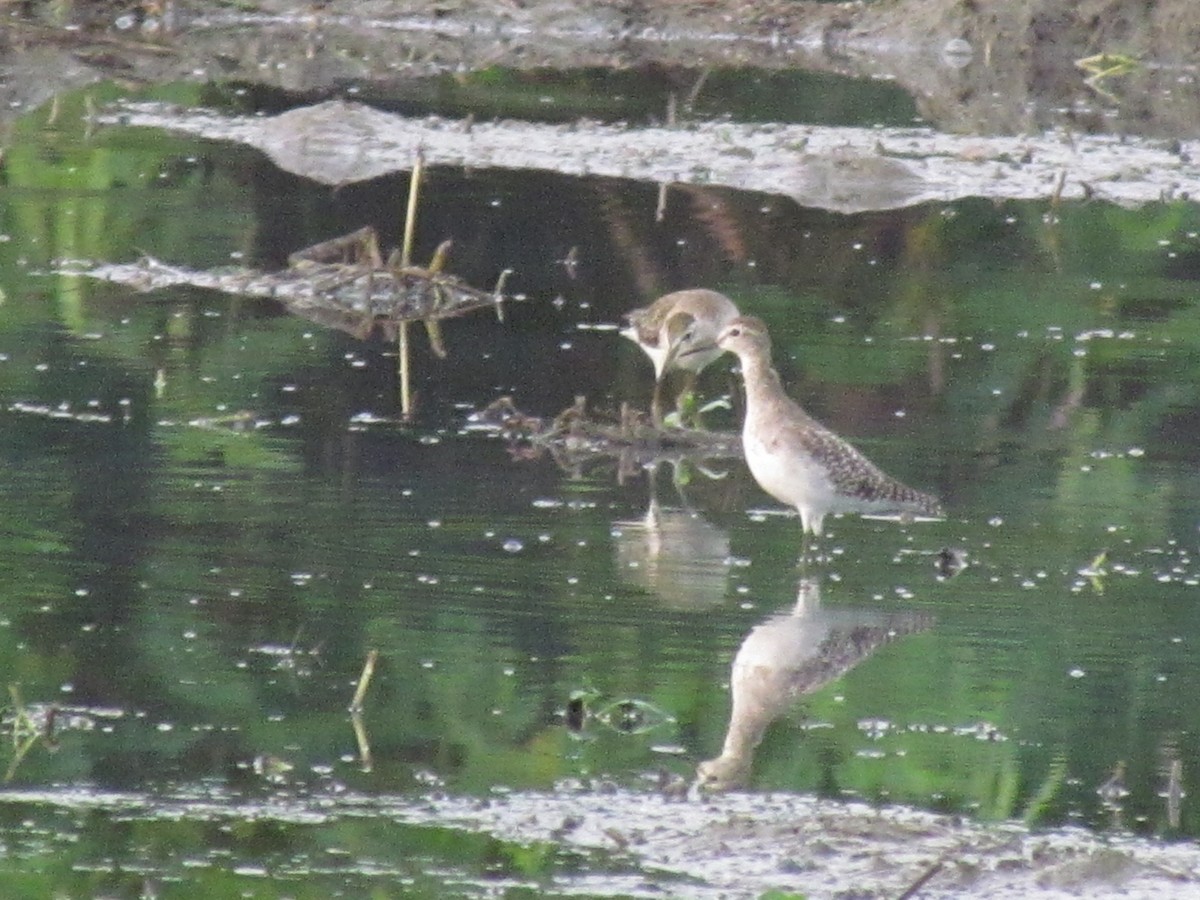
621,289,739,426
712,316,943,537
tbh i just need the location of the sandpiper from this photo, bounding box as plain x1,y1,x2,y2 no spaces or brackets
621,289,739,425
712,316,943,537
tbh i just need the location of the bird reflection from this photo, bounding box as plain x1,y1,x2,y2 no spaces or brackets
1097,760,1129,830
614,465,732,610
695,577,932,792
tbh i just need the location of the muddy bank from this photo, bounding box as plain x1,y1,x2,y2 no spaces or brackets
421,788,1200,899
3,784,1198,898
3,0,1200,138
99,98,1200,213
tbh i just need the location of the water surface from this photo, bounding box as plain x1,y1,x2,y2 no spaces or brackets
2,64,1200,896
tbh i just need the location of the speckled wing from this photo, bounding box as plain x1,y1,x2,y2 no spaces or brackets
768,416,944,517
786,614,934,696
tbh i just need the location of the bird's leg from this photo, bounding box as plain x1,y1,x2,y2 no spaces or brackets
793,575,820,614
646,458,661,502
797,531,814,573
798,530,831,569
651,376,666,428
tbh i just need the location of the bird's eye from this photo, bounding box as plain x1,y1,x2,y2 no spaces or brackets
728,327,741,337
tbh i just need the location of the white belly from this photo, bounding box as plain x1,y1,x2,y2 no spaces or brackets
743,430,836,512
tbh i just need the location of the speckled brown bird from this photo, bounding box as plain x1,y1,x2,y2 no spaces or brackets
621,289,739,425
713,315,943,536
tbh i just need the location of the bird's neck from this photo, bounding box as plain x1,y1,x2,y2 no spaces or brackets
740,352,787,416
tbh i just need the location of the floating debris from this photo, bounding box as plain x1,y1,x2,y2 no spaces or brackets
467,395,742,478
565,695,588,732
57,225,511,344
561,688,675,736
251,753,295,785
3,687,122,781
935,546,969,579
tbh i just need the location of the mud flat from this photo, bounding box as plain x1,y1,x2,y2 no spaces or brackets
416,787,1200,899
2,784,1197,898
4,0,1200,138
101,98,1200,213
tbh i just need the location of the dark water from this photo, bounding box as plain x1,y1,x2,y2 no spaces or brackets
2,68,1200,895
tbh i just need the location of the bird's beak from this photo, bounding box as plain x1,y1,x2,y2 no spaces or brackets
671,340,718,365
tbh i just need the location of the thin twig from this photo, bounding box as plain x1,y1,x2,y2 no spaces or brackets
492,268,512,321
401,152,424,269
350,710,373,773
349,649,379,712
398,152,425,418
895,856,946,900
683,67,711,114
1051,168,1068,207
399,321,412,418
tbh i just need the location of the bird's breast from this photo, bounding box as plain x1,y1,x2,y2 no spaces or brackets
743,428,835,510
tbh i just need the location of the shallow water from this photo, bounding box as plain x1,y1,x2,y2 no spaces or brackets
2,61,1200,896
